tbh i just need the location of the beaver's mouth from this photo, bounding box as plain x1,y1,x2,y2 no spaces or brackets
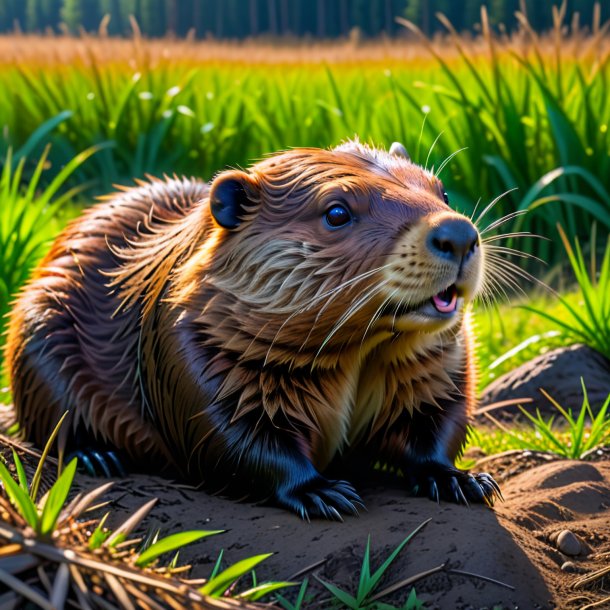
431,284,458,314
379,283,460,320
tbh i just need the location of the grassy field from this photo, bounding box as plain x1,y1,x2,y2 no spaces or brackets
1,13,610,610
0,13,609,270
0,13,608,404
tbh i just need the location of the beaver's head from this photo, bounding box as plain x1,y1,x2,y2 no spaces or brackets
200,140,484,365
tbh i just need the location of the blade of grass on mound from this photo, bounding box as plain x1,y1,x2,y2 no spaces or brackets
276,578,309,610
199,553,272,597
88,512,111,550
361,519,431,600
238,581,296,602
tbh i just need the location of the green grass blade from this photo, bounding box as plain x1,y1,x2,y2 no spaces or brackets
30,411,69,502
357,535,372,602
0,460,38,528
238,581,296,601
88,512,111,550
367,519,431,595
39,458,78,536
276,578,309,610
199,553,273,597
315,577,358,609
11,450,28,492
13,110,73,163
209,549,224,579
135,530,223,567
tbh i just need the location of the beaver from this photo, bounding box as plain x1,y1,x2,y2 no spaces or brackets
6,140,501,519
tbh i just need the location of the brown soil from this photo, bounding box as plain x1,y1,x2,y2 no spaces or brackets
74,453,610,610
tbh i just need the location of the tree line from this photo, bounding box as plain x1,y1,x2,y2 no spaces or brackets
1,0,607,38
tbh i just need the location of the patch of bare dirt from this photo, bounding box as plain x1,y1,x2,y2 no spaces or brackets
64,455,607,610
2,430,609,609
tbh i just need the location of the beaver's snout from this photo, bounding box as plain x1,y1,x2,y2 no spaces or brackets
426,217,479,266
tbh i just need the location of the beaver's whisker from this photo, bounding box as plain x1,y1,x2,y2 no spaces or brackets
494,256,554,296
485,252,551,298
474,286,496,310
469,197,482,223
486,253,549,288
479,210,529,235
392,295,408,333
483,266,512,303
435,147,467,178
263,262,392,365
298,271,387,355
482,264,522,303
482,231,544,243
314,280,390,363
360,287,400,350
294,262,392,315
473,188,518,228
485,244,545,264
485,260,528,298
328,280,389,343
425,130,445,172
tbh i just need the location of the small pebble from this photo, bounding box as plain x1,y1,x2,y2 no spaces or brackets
556,530,581,556
561,561,579,573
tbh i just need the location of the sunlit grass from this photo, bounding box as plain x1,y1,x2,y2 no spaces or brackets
0,6,608,268
467,382,610,459
473,295,567,390
525,227,610,361
0,416,293,606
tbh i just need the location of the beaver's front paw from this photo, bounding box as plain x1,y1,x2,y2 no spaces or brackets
276,477,364,521
406,462,502,507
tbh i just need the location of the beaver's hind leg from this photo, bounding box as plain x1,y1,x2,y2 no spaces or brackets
7,288,169,475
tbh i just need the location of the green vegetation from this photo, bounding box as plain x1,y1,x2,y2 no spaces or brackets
0,6,608,609
0,140,102,337
474,297,564,390
469,381,610,459
525,227,610,361
0,420,292,607
315,522,429,610
0,5,608,270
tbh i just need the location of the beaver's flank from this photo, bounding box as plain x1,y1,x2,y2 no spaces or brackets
6,140,501,519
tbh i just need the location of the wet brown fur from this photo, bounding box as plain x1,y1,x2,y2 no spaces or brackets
6,142,497,516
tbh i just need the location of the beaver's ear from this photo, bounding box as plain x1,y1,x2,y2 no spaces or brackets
209,170,259,230
389,142,410,160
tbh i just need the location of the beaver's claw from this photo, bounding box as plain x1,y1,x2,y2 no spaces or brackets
68,449,126,478
276,477,364,521
462,472,503,505
407,463,502,507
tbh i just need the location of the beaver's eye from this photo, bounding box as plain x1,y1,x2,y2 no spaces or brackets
324,204,352,229
442,191,450,205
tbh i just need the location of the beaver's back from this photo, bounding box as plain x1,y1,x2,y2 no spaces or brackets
5,178,210,461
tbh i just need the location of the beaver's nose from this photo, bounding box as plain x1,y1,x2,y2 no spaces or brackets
427,218,479,264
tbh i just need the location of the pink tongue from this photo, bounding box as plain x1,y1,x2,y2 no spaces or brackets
432,287,458,313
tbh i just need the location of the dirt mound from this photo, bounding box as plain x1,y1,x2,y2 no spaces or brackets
82,457,610,610
477,344,610,423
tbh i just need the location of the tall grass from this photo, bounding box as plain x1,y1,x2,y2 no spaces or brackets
0,143,103,339
525,225,610,360
0,6,608,267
